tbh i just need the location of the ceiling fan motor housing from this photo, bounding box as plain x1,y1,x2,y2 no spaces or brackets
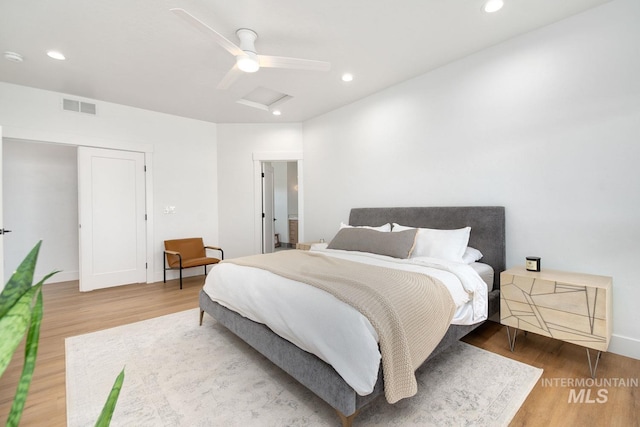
236,28,260,72
236,28,258,53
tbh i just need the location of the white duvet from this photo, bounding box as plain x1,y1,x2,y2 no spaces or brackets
202,247,488,396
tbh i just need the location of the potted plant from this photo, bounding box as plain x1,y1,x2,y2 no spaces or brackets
0,242,123,426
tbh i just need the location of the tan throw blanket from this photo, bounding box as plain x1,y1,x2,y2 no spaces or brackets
224,250,456,403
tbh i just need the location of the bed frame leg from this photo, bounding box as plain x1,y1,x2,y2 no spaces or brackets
199,310,204,326
336,410,358,427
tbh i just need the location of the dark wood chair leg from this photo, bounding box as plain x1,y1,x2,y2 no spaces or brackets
199,310,205,326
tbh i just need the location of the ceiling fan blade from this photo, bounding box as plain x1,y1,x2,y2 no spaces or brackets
170,8,243,57
216,64,242,90
258,55,331,72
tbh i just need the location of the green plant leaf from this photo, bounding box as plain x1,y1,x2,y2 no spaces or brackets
0,241,41,319
95,367,125,427
34,271,60,288
0,241,58,427
0,286,40,378
5,287,43,427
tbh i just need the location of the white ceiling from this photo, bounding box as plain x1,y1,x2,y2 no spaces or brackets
0,0,612,123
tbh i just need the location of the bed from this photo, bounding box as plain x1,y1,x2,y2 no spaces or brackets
199,206,505,426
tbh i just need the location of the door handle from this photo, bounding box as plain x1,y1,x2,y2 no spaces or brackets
0,229,12,235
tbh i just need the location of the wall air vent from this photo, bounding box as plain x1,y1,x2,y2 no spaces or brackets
79,101,96,115
62,98,97,115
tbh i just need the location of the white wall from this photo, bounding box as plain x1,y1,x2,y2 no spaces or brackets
216,123,303,258
3,140,78,283
303,0,640,359
0,82,219,284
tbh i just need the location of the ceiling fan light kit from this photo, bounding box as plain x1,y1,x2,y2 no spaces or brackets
237,52,260,73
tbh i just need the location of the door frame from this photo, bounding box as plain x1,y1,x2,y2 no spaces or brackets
261,162,275,254
252,151,303,255
1,125,155,284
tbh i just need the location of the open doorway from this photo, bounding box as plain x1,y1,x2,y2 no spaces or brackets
253,152,303,255
2,138,152,288
262,161,298,253
3,139,79,283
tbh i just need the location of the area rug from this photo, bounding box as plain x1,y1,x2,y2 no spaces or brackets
66,309,542,426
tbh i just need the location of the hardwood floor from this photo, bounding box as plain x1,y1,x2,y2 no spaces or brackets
462,322,639,427
1,278,638,426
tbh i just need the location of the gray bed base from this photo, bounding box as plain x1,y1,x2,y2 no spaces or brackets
199,206,505,426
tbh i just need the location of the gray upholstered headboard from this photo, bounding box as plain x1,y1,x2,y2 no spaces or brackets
349,206,505,289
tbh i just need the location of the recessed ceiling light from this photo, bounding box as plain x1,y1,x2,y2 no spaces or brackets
271,110,282,116
341,73,354,82
483,0,504,13
4,51,24,62
46,50,66,60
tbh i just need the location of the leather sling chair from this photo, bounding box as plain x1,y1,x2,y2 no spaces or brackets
163,238,224,289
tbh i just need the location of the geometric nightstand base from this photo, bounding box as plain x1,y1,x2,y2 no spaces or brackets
586,348,602,379
505,325,603,378
506,326,517,352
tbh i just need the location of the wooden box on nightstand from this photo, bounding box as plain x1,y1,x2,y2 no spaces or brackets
500,266,612,353
295,241,322,250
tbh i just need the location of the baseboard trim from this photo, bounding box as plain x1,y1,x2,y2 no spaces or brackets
609,334,640,360
40,270,79,284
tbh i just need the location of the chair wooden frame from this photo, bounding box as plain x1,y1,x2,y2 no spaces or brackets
163,238,224,289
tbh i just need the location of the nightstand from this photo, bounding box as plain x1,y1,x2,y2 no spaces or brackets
500,266,612,377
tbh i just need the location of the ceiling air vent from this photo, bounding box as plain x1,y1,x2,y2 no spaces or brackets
62,98,97,115
237,87,292,113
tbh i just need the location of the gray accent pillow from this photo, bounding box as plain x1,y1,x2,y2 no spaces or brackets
327,228,417,259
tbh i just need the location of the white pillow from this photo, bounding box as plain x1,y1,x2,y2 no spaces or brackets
462,246,483,264
340,222,391,232
392,223,471,263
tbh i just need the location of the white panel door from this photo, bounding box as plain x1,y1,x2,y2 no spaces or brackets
262,163,275,253
78,147,146,291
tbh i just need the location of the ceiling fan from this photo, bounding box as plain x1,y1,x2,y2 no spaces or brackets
170,8,331,90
